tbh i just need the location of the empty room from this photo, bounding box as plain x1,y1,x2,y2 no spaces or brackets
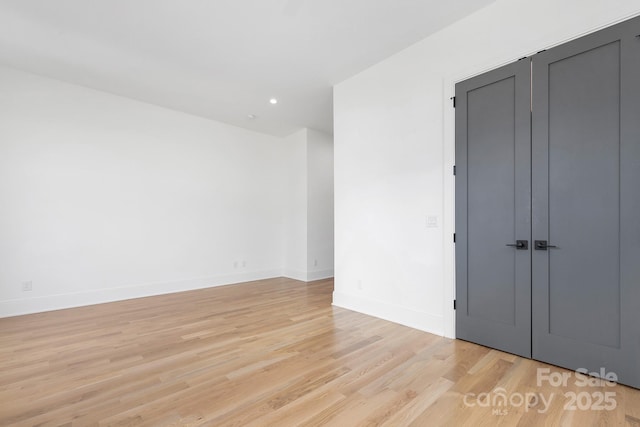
1,1,640,426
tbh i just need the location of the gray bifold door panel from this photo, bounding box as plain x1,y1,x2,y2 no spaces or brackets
455,59,532,359
531,16,640,389
455,15,640,388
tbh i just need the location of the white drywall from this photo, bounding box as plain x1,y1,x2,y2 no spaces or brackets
333,0,640,337
282,128,335,282
306,129,334,281
0,64,336,317
283,129,309,281
0,65,291,317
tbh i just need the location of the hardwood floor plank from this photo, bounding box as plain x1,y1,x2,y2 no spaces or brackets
1,277,638,426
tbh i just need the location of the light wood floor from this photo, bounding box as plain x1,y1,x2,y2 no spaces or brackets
1,277,639,426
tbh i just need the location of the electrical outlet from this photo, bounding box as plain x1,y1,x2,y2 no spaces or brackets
313,259,318,267
22,281,32,292
234,261,238,269
242,260,246,268
357,280,363,290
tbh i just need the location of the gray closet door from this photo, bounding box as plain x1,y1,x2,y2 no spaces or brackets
455,60,532,358
531,17,640,388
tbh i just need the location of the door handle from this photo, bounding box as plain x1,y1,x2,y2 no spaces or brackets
534,240,558,250
506,240,528,250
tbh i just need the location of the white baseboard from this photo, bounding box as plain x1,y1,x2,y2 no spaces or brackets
0,269,283,318
306,269,334,281
283,269,335,282
332,291,444,336
282,269,308,282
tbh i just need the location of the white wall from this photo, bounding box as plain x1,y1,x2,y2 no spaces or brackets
306,129,334,281
283,129,308,280
283,128,335,282
0,65,290,317
333,0,640,337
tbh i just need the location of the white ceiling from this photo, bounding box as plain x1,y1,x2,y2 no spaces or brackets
0,0,494,136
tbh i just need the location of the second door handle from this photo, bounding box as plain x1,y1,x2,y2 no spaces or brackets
534,240,558,250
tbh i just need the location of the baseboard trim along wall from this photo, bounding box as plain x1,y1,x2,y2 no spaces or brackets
332,291,444,336
283,269,335,282
306,269,335,282
0,270,283,318
1,269,337,318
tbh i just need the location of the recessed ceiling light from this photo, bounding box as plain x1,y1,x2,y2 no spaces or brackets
247,114,257,120
269,98,278,105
